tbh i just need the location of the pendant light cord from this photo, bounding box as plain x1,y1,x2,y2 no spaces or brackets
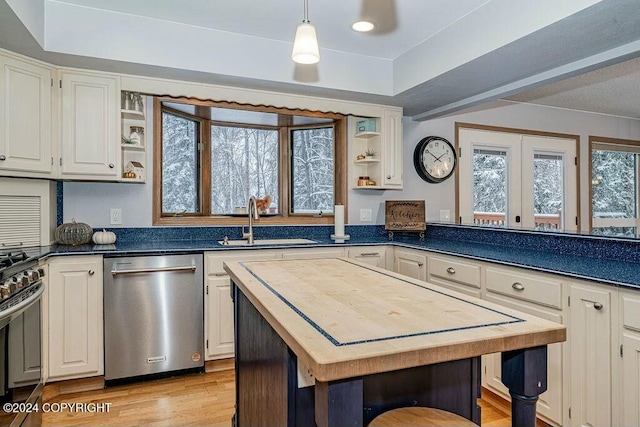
303,0,310,23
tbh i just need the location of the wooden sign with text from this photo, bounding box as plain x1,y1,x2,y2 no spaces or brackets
385,200,426,231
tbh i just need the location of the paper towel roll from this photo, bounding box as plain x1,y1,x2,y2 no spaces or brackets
334,205,345,237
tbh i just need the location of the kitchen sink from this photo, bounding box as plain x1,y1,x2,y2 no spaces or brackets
218,238,317,246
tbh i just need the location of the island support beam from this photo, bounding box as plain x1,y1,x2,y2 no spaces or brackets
501,346,548,427
315,379,364,427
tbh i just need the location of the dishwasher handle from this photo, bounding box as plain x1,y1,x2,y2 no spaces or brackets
111,265,197,276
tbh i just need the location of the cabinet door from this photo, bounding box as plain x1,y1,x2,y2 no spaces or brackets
346,246,387,269
621,331,640,426
569,283,614,427
484,293,564,425
394,249,426,281
61,72,119,179
204,250,281,360
382,108,403,188
0,55,52,175
205,275,235,359
48,257,103,380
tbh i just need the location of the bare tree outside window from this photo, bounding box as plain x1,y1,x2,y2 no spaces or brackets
291,127,334,214
592,149,637,237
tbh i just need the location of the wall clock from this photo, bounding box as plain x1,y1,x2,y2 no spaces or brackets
413,136,457,183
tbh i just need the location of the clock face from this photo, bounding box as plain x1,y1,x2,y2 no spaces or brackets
413,136,457,183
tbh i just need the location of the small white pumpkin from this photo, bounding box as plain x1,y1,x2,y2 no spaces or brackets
92,229,116,245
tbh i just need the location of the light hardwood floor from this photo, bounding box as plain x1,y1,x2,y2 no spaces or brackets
42,369,526,426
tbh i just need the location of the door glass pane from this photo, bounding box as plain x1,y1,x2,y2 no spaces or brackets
291,127,335,214
210,125,279,215
162,112,199,213
473,149,507,226
533,153,563,230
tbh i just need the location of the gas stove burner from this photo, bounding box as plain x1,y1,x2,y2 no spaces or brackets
0,251,28,269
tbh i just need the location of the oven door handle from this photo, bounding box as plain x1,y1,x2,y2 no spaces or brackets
0,282,44,322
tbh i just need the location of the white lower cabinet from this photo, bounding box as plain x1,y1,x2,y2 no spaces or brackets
619,290,640,427
394,248,427,281
47,255,103,381
568,281,617,427
204,250,281,360
346,246,389,269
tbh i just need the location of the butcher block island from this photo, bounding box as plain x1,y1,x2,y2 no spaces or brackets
224,258,566,427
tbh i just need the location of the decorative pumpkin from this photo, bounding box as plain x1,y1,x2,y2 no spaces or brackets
55,219,93,245
92,229,117,245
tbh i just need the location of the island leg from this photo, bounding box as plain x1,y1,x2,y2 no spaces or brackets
315,378,363,427
501,345,548,427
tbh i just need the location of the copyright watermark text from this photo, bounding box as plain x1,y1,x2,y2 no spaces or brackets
3,402,112,413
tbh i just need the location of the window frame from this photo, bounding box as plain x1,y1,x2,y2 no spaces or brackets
588,135,640,235
152,96,347,226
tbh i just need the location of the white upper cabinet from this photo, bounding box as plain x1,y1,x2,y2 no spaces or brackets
349,107,403,190
0,51,53,176
60,70,120,180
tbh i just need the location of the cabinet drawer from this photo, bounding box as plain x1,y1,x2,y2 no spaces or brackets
622,295,640,331
486,267,562,309
205,250,281,275
429,256,480,288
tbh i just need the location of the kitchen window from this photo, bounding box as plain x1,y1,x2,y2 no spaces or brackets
153,97,346,225
590,136,640,237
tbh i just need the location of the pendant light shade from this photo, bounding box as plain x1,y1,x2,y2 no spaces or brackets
292,0,320,64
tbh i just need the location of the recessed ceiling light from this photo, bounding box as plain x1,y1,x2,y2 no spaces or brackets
351,21,375,32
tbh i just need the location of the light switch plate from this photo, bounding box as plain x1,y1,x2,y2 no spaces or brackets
360,209,372,222
440,209,451,222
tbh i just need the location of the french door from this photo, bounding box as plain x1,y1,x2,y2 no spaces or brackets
457,126,578,232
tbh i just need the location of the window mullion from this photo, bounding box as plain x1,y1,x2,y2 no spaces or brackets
279,127,290,217
201,118,212,216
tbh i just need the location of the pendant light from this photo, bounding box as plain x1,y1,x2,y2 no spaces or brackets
291,0,320,64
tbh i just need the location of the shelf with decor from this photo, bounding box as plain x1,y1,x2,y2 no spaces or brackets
120,91,147,183
348,109,403,190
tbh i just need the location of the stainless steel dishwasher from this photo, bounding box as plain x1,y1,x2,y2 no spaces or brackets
103,254,204,383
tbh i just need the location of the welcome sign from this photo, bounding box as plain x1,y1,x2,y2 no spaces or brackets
385,200,426,231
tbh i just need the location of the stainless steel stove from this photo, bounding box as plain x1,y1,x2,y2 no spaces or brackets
0,250,44,427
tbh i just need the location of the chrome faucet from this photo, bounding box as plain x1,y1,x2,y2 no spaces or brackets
242,196,260,244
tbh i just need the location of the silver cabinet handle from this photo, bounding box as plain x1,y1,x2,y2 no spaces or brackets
213,272,228,277
446,267,455,274
359,252,380,257
417,262,424,267
512,282,524,291
387,175,391,179
594,302,603,310
111,265,196,276
88,270,95,276
0,155,5,161
108,163,115,168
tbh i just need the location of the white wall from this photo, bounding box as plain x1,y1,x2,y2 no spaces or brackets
64,99,640,231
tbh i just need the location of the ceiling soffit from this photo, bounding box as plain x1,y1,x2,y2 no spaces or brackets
4,0,640,120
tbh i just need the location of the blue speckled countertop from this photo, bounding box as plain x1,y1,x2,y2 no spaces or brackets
38,224,640,291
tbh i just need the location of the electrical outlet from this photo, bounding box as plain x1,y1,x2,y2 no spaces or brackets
110,208,122,225
360,209,372,222
297,359,315,388
440,209,451,222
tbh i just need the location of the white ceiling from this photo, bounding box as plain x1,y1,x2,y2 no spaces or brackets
2,0,640,120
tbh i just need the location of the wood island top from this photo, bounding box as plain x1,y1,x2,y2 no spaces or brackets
223,257,566,382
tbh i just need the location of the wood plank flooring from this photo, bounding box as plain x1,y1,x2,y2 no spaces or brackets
42,369,529,426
